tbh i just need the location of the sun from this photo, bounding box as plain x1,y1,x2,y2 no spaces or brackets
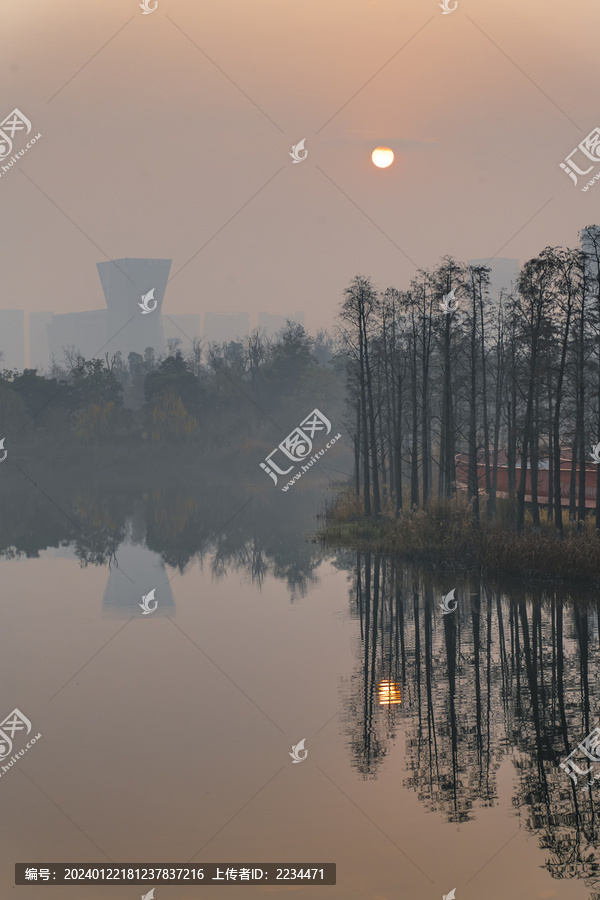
372,147,394,168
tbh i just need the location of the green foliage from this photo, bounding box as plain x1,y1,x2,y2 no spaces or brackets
75,400,116,444
0,326,346,460
148,390,198,442
65,359,123,412
0,380,29,434
144,351,200,419
5,369,59,420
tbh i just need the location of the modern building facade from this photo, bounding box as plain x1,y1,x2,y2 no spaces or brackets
468,258,520,297
97,258,171,358
581,226,600,276
29,311,54,371
0,309,25,371
257,310,305,337
203,311,249,343
163,313,201,349
46,310,107,364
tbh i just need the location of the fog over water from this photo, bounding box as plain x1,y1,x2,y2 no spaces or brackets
0,467,598,899
3,0,600,895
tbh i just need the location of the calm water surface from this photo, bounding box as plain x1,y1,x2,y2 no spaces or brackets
1,470,599,899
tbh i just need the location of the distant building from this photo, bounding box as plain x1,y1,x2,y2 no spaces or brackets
35,258,185,368
456,449,598,508
163,313,201,350
46,310,107,364
97,258,171,358
581,226,600,276
203,311,249,343
581,226,596,254
0,310,25,372
257,311,305,337
29,311,54,371
468,258,520,297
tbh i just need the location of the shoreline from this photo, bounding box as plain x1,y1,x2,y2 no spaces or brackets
315,497,600,588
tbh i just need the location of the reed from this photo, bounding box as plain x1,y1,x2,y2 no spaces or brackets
318,490,600,582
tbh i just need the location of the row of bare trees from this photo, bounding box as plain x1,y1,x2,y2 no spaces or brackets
338,225,600,534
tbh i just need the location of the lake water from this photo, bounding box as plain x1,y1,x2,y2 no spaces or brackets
1,470,599,899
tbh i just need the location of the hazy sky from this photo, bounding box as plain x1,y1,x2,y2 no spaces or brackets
2,0,600,334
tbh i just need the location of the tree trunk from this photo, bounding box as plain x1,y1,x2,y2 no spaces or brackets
489,317,504,519
530,388,540,530
358,316,371,518
360,301,381,518
478,280,491,506
468,283,480,526
421,359,430,503
410,332,419,507
547,384,554,522
577,302,586,530
395,368,403,515
552,297,573,538
569,433,578,521
421,289,432,504
597,349,600,531
517,362,536,533
442,311,455,499
438,384,446,499
364,337,381,518
355,398,361,498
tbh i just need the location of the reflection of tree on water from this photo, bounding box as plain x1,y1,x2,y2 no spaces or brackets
0,470,329,600
513,599,600,891
347,553,387,777
343,552,600,888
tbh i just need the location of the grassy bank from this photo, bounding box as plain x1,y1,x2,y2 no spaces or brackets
317,490,600,584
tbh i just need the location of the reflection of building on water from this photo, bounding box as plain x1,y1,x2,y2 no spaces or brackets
103,524,175,618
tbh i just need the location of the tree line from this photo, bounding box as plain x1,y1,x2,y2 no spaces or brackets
0,323,343,455
339,225,600,535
